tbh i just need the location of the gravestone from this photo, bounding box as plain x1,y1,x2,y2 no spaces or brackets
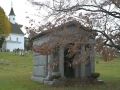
19,49,22,56
6,60,9,65
20,49,24,56
14,49,18,55
21,49,24,56
0,59,4,64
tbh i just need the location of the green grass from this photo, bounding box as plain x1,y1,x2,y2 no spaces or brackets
0,52,120,90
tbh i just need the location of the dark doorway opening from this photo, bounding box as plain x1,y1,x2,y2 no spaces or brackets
64,48,74,78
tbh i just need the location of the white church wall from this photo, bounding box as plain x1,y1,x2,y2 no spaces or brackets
5,33,24,51
6,42,20,51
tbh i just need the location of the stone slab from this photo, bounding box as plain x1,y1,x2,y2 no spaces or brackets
34,55,47,66
31,76,45,83
33,66,46,77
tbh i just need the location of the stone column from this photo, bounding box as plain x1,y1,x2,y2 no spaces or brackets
74,65,80,78
44,54,53,81
80,45,86,80
59,47,66,80
90,44,95,73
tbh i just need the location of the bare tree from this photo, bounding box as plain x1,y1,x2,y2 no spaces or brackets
27,0,120,62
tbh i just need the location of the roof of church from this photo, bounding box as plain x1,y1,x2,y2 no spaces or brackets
9,7,15,16
10,23,24,35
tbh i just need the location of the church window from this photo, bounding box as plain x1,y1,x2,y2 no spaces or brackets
13,18,14,20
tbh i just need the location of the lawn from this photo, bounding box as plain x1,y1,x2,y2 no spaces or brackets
0,52,120,90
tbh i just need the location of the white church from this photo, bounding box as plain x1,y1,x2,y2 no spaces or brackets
2,5,24,51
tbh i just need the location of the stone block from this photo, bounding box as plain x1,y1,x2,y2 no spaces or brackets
33,56,39,66
33,66,46,77
38,55,47,66
31,76,45,83
33,55,47,66
33,52,40,56
44,80,65,87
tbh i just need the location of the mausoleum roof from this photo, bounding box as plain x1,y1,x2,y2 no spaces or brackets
31,21,97,40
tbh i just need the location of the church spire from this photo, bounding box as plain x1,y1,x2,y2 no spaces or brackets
11,0,13,7
9,1,15,16
9,1,16,24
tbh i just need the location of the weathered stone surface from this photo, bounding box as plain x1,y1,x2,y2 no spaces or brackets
44,80,65,87
33,66,46,77
6,60,9,65
33,37,50,56
89,38,95,44
33,37,50,45
33,52,40,56
33,56,39,66
38,55,47,66
31,76,45,83
34,55,47,66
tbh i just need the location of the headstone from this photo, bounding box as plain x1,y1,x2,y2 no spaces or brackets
6,60,9,65
21,50,24,56
19,49,22,56
20,49,24,56
14,49,18,55
0,59,4,64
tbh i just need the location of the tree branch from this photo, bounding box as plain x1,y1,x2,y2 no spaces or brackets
56,4,120,19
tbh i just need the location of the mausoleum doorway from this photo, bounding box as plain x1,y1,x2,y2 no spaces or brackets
64,43,75,78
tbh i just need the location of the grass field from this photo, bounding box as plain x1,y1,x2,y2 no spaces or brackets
0,52,120,90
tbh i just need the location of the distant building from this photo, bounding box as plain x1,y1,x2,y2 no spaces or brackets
2,5,24,51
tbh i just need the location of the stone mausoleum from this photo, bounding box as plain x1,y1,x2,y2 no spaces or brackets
31,21,103,86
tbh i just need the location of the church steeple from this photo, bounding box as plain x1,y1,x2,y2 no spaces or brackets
9,1,16,24
9,7,16,16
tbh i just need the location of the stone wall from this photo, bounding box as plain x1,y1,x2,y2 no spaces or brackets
31,36,50,83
